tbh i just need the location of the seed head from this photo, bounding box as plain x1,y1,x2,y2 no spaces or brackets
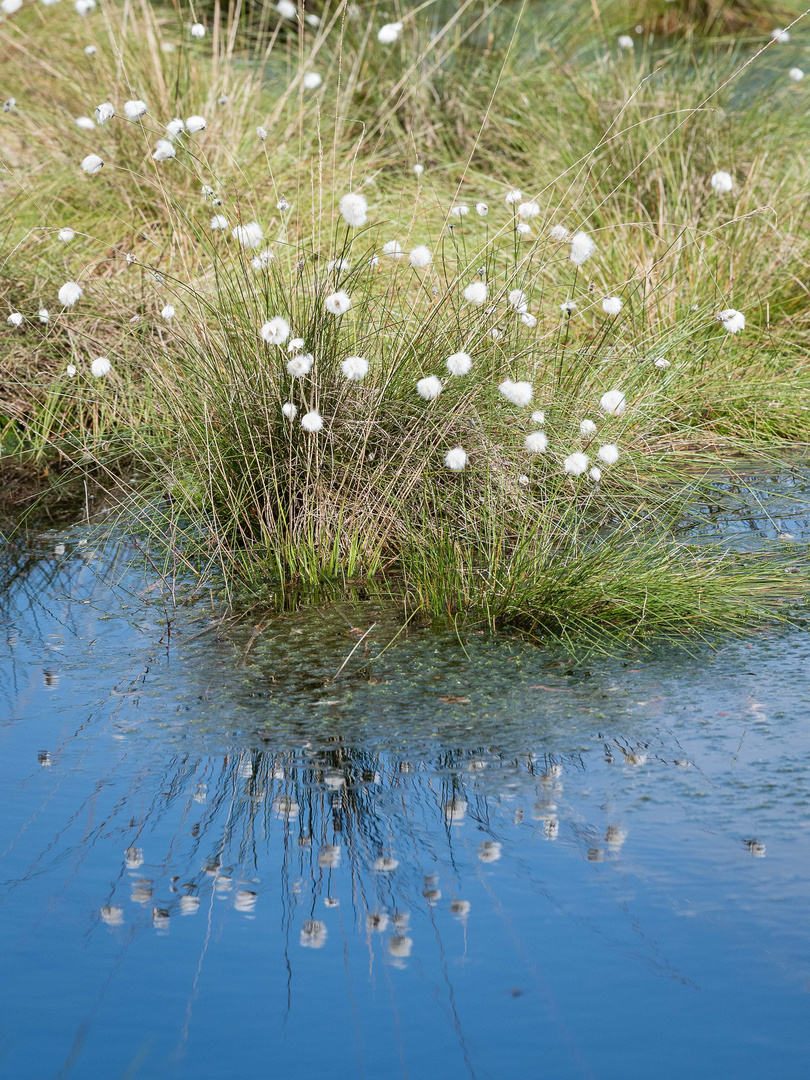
339,192,368,228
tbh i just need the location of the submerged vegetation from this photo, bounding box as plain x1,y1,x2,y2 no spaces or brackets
0,0,808,636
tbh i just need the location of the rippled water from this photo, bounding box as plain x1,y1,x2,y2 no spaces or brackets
1,522,809,1079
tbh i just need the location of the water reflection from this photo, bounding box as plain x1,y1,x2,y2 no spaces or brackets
1,527,810,1078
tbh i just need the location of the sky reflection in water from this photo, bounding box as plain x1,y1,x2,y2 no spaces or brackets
1,533,809,1079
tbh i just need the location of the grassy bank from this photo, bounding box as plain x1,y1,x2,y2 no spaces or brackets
1,0,808,635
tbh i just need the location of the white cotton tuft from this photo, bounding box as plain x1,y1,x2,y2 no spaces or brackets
75,0,96,14
75,116,96,130
382,239,403,259
771,28,789,43
521,312,537,328
152,139,176,162
516,222,531,236
717,308,745,334
302,72,322,90
185,115,207,133
789,67,804,82
564,452,589,476
301,410,323,433
710,170,733,194
161,304,175,320
94,102,114,124
2,0,23,13
39,309,50,323
339,192,368,228
474,202,489,216
409,245,432,268
569,231,595,265
580,419,597,437
589,466,602,482
124,100,147,120
524,431,548,454
325,290,351,315
232,221,263,248
305,12,320,26
257,126,268,141
287,337,305,353
602,296,623,316
251,249,274,270
326,258,350,273
276,0,296,17
210,214,228,230
654,356,670,369
66,364,76,377
58,281,83,306
549,224,569,241
560,298,578,314
413,162,425,175
517,200,540,221
597,443,620,465
505,189,522,205
416,376,442,401
190,22,205,37
617,35,634,50
341,356,368,381
444,447,468,472
531,410,545,424
91,356,111,377
282,402,297,420
7,312,23,327
377,21,403,44
167,118,185,138
446,351,472,376
499,379,532,407
463,281,487,305
508,289,528,312
260,317,290,345
58,228,75,242
287,353,314,377
599,389,626,415
450,204,469,217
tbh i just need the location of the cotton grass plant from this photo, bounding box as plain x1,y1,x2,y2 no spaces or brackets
0,0,807,636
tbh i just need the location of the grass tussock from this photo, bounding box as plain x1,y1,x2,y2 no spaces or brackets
0,0,808,638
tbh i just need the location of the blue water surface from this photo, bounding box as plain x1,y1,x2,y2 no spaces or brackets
1,528,809,1080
